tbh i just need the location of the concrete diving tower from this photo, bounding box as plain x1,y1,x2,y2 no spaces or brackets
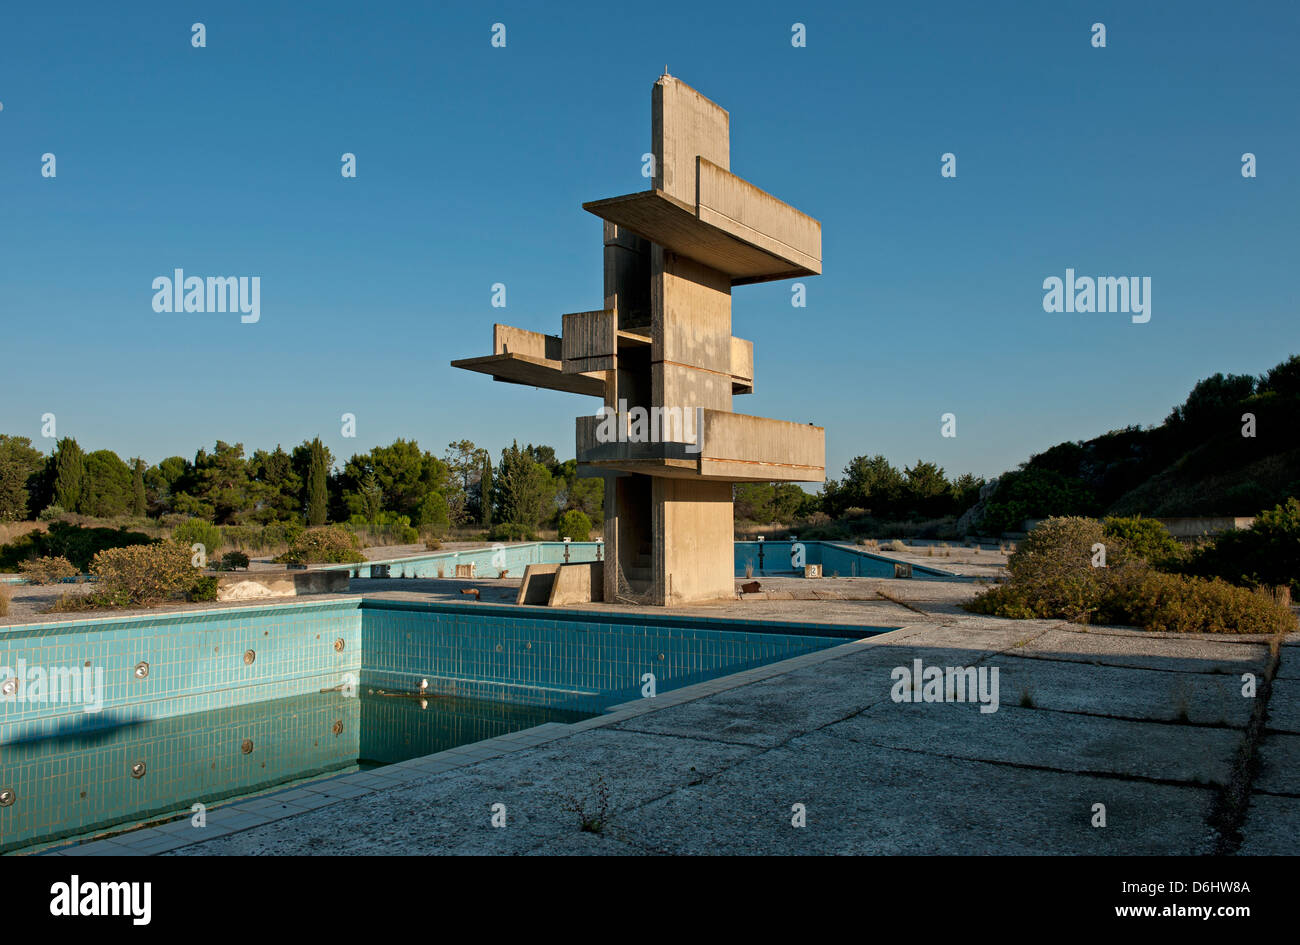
453,74,825,605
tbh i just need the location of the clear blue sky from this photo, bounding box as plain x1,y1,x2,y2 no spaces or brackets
2,1,1296,483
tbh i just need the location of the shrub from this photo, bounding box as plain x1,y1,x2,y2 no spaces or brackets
91,542,202,605
1093,567,1294,634
0,583,10,617
221,551,250,571
976,516,1134,622
966,515,1296,633
800,520,852,541
172,518,224,559
188,575,220,602
1102,516,1182,566
558,509,592,542
18,556,78,584
424,539,442,551
37,504,67,522
278,526,365,565
489,522,537,542
263,519,306,550
0,522,153,572
1182,498,1300,594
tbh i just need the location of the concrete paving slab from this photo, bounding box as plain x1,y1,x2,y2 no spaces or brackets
1264,678,1300,734
1018,629,1269,675
169,729,759,855
611,733,1216,855
993,654,1253,727
831,701,1239,786
1273,642,1300,680
1236,793,1300,855
1251,732,1300,796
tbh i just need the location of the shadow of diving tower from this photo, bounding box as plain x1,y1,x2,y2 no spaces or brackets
453,74,824,605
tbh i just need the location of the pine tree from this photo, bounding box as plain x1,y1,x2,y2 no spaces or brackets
307,438,329,525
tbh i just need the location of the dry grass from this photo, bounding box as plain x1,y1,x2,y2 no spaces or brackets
0,520,48,546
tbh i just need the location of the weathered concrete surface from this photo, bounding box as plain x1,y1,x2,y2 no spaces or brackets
992,654,1254,727
216,568,348,601
835,701,1237,786
1237,794,1300,855
537,562,603,606
1264,677,1300,733
515,563,560,605
611,734,1215,856
152,620,1290,857
1251,732,1300,795
1016,628,1269,675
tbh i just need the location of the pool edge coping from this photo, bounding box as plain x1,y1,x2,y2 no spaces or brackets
40,621,932,857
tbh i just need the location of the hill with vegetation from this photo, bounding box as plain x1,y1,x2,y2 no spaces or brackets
971,355,1300,535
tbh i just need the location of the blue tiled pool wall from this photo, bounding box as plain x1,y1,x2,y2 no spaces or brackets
0,599,362,745
357,691,592,766
340,541,602,579
1,595,879,747
0,693,361,853
358,600,861,713
733,540,951,578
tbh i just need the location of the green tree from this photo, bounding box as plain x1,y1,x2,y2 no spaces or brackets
307,438,330,526
292,439,335,517
493,441,553,527
554,458,603,521
130,458,147,516
901,460,951,519
249,446,301,522
368,439,434,520
836,454,905,517
417,490,450,530
558,509,591,541
82,450,133,517
0,435,45,522
193,442,252,524
355,471,383,523
143,456,190,514
444,440,488,525
51,438,88,513
479,456,493,527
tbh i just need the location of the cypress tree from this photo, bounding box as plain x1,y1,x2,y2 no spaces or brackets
130,458,147,516
480,456,492,526
307,438,329,525
51,438,86,513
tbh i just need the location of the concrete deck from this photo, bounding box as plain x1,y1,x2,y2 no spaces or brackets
44,603,1296,856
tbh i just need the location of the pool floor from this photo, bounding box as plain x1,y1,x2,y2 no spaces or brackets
0,686,592,855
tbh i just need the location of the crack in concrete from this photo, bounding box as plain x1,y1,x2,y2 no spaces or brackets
1207,634,1284,855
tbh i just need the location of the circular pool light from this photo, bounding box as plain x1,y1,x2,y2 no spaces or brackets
1,678,17,696
134,661,149,679
131,762,146,779
334,638,345,652
241,739,254,754
244,649,256,665
0,789,14,807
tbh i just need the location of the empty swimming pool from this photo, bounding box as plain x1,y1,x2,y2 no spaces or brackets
0,598,887,853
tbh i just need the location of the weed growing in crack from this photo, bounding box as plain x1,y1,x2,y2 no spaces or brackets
563,773,611,834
